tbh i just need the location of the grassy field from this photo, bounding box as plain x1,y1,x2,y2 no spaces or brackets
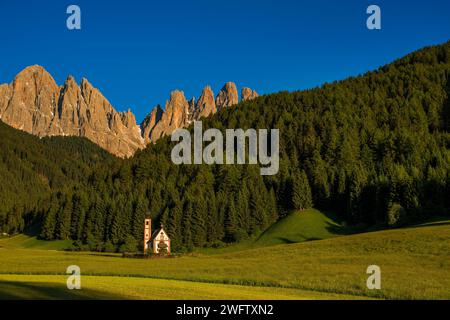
1,214,449,299
0,275,366,300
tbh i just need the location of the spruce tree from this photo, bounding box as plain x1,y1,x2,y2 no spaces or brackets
292,170,313,211
225,200,238,242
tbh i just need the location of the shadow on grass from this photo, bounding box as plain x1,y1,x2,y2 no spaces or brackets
76,252,120,258
413,220,450,227
274,236,324,244
324,220,358,237
407,213,450,229
321,211,369,236
273,237,297,244
0,280,125,300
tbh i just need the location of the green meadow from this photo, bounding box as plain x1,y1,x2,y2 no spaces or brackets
0,210,449,300
0,275,366,300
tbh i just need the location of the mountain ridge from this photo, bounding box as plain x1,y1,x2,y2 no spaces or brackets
0,65,259,157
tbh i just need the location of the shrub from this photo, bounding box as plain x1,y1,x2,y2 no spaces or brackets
87,240,100,252
66,240,82,251
209,240,226,248
157,242,169,255
119,236,138,253
387,203,407,227
232,230,249,242
103,241,116,253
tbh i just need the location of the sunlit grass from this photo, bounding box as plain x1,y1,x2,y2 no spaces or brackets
1,221,449,299
0,275,366,300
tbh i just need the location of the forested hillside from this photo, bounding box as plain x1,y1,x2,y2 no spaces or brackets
2,41,450,252
0,121,116,234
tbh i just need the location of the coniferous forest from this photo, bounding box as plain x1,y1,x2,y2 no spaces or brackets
1,41,450,252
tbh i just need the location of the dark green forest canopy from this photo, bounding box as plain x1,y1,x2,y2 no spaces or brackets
0,121,117,234
2,41,450,252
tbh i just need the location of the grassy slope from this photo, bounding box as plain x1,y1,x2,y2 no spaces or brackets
255,209,347,245
0,233,72,251
1,221,449,299
197,209,348,254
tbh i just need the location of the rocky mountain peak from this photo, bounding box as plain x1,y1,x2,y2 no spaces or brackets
65,75,77,84
12,65,59,94
15,65,49,79
0,66,145,158
1,65,59,136
144,90,191,142
141,105,164,144
188,97,196,115
80,77,93,94
120,109,137,128
195,85,216,119
215,82,238,110
141,83,257,144
241,87,258,101
168,90,188,106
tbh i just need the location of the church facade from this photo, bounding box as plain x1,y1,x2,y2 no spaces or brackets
143,218,171,254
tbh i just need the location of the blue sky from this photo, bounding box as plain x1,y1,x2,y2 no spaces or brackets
1,0,450,122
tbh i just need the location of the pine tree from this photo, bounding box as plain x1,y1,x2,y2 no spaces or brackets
182,201,194,249
224,200,238,242
130,195,146,241
292,170,313,211
167,202,182,250
56,194,73,240
41,201,58,240
191,195,207,247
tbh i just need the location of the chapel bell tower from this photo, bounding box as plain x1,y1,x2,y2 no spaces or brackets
143,218,151,253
